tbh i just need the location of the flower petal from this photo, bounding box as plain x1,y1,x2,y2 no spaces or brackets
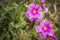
44,7,48,13
39,32,47,38
35,4,42,11
41,0,45,3
29,16,35,21
28,3,35,10
40,20,46,25
52,35,57,40
36,26,42,33
37,12,44,19
48,35,57,40
48,30,54,36
25,10,32,17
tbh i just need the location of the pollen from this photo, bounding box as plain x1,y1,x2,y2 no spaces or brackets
49,37,52,40
33,10,36,14
44,26,47,30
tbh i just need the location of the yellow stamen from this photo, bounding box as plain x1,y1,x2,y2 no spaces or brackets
44,26,47,30
49,37,52,40
33,10,36,14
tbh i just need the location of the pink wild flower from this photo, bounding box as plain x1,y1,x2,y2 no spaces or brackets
25,3,44,21
36,20,54,38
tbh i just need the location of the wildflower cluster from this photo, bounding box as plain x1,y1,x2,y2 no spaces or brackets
25,0,57,40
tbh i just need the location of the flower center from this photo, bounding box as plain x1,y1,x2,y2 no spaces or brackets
43,26,47,31
33,10,36,14
49,37,52,40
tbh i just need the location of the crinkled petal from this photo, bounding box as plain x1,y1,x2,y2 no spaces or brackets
52,35,57,40
48,30,54,36
39,32,47,38
44,7,48,13
36,26,42,33
35,4,42,11
25,10,32,17
35,19,41,22
45,22,52,29
40,20,47,25
41,0,45,3
28,3,35,10
37,12,44,19
29,16,35,21
49,24,53,29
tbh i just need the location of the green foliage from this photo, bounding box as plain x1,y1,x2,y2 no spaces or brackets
0,0,60,40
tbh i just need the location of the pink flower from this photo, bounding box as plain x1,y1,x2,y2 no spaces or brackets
48,35,57,40
25,3,44,21
41,0,45,3
44,7,48,13
36,20,54,38
41,0,48,13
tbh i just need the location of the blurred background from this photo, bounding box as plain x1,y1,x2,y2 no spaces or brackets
0,0,60,40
